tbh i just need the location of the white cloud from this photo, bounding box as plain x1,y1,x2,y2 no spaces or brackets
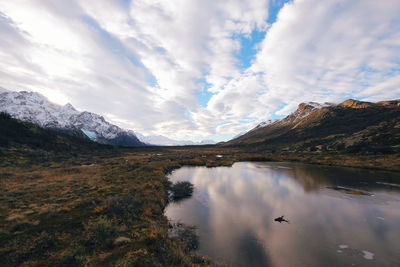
0,0,399,141
197,0,400,137
252,0,400,106
0,0,270,140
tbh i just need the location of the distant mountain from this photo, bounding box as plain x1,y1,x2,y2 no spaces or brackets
0,112,110,153
0,89,145,147
223,99,400,153
198,139,216,145
135,132,215,146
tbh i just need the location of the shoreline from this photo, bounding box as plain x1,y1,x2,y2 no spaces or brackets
0,148,399,265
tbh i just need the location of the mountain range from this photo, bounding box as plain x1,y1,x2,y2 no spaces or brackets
135,133,215,146
1,88,398,152
0,88,145,147
0,88,215,147
0,111,111,156
223,99,400,153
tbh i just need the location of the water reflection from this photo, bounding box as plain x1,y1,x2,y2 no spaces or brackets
166,162,400,267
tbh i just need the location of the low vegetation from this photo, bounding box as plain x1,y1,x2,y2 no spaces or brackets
225,100,400,154
0,146,239,266
169,222,199,251
170,181,194,201
0,113,399,266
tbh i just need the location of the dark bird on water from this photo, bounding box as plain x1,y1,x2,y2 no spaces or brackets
274,215,289,223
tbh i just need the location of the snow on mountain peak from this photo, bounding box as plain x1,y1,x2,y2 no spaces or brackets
255,119,276,128
0,89,141,144
304,101,335,109
63,103,76,111
0,87,10,93
0,88,215,147
249,101,335,133
289,101,335,122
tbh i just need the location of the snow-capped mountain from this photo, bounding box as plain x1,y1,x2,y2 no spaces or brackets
252,119,277,131
226,101,336,144
0,87,9,93
0,89,144,147
0,88,215,147
224,98,400,153
282,101,334,125
135,133,215,146
255,102,334,129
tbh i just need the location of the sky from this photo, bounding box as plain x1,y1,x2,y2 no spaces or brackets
0,0,399,142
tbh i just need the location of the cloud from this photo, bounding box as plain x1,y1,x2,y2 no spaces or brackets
196,0,400,137
252,0,400,106
0,0,270,140
0,0,399,141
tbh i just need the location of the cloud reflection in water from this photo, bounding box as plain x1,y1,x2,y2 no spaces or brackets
166,162,400,267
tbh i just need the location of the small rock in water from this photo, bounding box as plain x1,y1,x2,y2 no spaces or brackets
377,217,385,220
362,250,374,260
339,244,349,249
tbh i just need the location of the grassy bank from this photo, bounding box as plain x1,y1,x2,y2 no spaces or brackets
0,147,399,266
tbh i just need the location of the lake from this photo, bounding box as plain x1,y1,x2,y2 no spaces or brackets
166,162,400,267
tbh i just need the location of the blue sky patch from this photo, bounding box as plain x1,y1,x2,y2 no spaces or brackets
196,78,215,107
268,0,291,24
235,30,266,69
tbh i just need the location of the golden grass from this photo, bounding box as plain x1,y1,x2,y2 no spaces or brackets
0,146,398,266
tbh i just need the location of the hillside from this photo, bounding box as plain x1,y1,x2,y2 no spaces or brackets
1,104,399,266
0,90,145,147
224,99,400,153
0,112,112,162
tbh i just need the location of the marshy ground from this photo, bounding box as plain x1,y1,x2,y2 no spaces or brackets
0,146,399,266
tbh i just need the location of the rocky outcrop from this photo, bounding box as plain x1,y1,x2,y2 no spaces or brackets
338,99,374,108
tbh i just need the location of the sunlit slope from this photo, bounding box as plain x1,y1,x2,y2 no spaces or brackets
223,99,400,153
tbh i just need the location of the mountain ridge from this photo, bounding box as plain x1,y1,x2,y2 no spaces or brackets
0,90,145,147
0,112,111,154
0,89,216,147
223,99,400,153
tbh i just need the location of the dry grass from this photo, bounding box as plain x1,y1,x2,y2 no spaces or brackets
0,147,240,266
0,146,398,266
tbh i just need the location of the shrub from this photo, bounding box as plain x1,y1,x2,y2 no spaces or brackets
30,232,56,254
59,243,84,265
105,194,141,220
63,168,81,174
86,216,118,242
168,222,199,251
170,181,194,201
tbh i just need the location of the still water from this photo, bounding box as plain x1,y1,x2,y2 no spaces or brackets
166,162,400,267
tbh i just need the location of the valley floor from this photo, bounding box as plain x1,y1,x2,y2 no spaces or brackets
0,147,399,266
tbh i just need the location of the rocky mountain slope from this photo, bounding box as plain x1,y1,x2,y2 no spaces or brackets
0,89,145,147
0,112,110,155
224,99,400,153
